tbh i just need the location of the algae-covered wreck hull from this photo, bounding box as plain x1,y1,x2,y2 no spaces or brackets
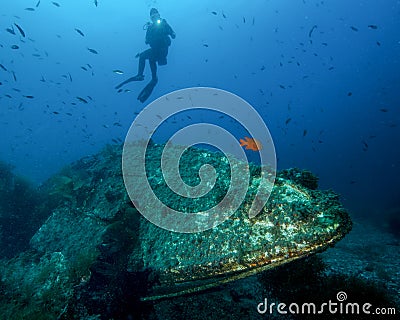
138,169,351,300
0,143,351,318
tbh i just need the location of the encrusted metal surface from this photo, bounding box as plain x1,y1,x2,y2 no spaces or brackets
137,157,352,300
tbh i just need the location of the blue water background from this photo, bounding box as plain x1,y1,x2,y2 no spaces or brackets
1,0,399,219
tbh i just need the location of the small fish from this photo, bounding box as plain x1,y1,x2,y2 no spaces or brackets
285,118,292,125
87,48,98,54
6,27,15,35
211,11,217,15
350,26,358,32
11,45,19,49
368,25,378,29
222,12,226,18
362,140,368,151
94,0,98,7
240,137,262,151
75,28,85,36
25,7,35,11
279,84,286,89
203,44,209,47
0,63,7,71
23,95,34,99
260,65,265,71
12,72,17,81
52,2,60,7
113,69,124,74
303,129,308,137
252,17,255,25
308,25,317,37
243,16,246,23
376,41,381,46
81,66,88,71
380,108,388,112
347,92,352,96
66,112,72,116
53,111,60,114
14,23,25,37
76,96,88,103
36,0,41,7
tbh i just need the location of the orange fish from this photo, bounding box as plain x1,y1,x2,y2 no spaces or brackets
239,137,263,151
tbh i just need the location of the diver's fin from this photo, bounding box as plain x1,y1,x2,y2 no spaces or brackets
137,78,158,103
115,75,145,90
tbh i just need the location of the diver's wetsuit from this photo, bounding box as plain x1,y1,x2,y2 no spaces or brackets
139,19,175,80
115,17,175,102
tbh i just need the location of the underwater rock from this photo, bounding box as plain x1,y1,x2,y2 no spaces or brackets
0,143,351,318
0,161,51,258
279,167,319,190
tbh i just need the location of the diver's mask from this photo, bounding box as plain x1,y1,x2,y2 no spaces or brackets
143,11,161,29
151,12,161,25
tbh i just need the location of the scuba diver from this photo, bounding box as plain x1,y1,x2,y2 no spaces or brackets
116,8,176,103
